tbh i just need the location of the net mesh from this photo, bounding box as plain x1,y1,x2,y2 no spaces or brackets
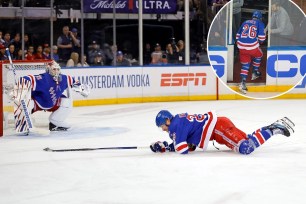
1,60,53,136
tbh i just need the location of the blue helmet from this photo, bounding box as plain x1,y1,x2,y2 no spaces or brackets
155,110,173,127
252,10,262,20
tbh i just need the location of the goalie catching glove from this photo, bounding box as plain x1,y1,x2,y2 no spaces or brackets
72,83,90,98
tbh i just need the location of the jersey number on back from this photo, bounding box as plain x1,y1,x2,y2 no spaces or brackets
187,114,206,122
241,25,257,39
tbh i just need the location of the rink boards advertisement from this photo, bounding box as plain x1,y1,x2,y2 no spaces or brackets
266,47,306,86
208,46,306,87
3,64,306,108
61,66,218,104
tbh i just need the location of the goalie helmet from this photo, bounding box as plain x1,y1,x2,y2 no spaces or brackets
47,61,62,82
252,10,262,20
155,110,173,127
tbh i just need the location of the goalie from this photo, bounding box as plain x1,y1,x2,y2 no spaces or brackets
12,60,90,133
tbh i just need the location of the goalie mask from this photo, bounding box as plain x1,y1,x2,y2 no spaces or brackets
47,61,62,82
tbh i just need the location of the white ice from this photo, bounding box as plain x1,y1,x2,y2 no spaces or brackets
1,100,306,204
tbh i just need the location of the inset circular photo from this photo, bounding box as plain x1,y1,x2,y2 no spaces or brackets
207,0,306,99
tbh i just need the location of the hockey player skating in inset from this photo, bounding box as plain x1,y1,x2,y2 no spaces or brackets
150,110,295,155
236,10,266,94
12,60,90,133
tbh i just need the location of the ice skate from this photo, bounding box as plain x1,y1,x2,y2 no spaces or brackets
239,81,248,94
251,71,261,80
49,122,69,131
265,117,295,137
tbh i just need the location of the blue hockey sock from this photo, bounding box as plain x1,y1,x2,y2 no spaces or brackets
240,62,250,81
252,57,262,72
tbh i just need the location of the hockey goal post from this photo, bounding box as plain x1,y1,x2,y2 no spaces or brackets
0,59,53,137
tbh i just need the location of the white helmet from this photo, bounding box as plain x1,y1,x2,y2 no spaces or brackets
47,60,62,82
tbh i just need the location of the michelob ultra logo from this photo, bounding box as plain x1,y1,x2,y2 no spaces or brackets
160,73,207,86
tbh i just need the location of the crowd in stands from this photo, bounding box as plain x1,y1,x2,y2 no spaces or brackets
0,26,201,67
0,0,230,67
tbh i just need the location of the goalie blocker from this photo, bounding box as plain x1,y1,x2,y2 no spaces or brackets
12,60,90,134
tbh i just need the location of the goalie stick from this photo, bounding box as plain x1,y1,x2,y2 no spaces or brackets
43,146,149,152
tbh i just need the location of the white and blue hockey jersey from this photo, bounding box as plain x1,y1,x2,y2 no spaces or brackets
236,19,266,50
21,73,76,109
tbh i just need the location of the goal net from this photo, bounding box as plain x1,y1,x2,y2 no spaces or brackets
1,60,52,136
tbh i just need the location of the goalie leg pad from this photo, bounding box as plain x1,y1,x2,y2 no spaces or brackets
14,90,34,134
49,97,72,129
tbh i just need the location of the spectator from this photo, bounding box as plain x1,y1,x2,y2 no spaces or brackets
34,45,43,59
266,1,294,45
25,46,35,60
154,43,162,54
3,32,11,47
66,52,79,67
23,34,30,52
52,45,59,62
102,43,114,65
0,43,8,60
57,25,72,62
112,51,131,66
16,49,24,60
77,55,90,67
88,40,102,64
144,43,151,65
0,30,5,45
10,33,21,53
70,28,81,54
8,44,16,60
150,51,163,65
93,52,104,66
165,43,178,64
212,0,227,15
177,40,185,64
42,44,51,59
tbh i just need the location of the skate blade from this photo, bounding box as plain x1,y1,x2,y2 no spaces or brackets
251,76,259,80
281,117,295,133
239,87,247,94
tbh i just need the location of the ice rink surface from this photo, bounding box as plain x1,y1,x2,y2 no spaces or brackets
1,99,306,204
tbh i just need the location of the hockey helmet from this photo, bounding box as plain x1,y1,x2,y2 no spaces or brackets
47,60,61,77
252,10,262,20
155,110,173,127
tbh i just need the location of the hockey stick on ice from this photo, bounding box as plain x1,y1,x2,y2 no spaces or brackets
43,146,149,152
6,48,34,129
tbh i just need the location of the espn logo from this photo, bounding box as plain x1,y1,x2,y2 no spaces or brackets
161,73,207,86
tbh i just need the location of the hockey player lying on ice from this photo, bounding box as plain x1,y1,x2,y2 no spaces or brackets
12,60,90,133
150,110,295,155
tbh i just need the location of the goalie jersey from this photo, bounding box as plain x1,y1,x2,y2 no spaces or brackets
236,19,266,50
21,73,76,109
167,111,217,154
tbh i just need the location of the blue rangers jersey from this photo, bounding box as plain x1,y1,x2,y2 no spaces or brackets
167,111,217,154
21,73,75,109
236,19,266,50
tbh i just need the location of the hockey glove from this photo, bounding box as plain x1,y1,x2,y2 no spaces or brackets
72,83,90,98
150,141,175,153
